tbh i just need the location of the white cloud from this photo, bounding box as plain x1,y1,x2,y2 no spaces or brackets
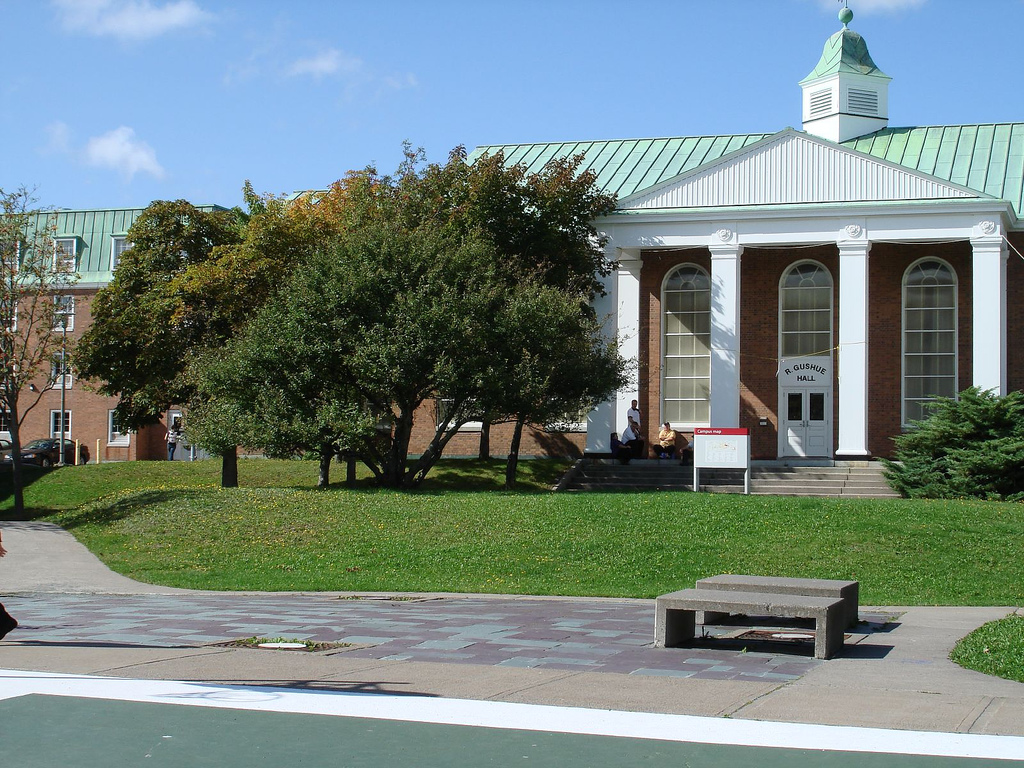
285,48,363,79
381,73,419,92
42,121,73,155
84,126,165,180
52,0,212,41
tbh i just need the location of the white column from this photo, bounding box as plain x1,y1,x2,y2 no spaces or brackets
837,237,871,457
586,248,640,452
971,231,1008,394
709,233,742,428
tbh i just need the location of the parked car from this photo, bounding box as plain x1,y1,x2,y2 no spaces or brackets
0,438,76,468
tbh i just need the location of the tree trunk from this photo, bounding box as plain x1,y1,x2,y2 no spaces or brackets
505,416,526,490
478,420,490,460
346,455,357,486
317,446,332,489
221,448,238,488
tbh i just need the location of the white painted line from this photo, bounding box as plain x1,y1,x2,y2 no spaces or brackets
1,669,1022,762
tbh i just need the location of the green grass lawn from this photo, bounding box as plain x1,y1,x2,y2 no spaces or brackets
2,458,1022,605
950,615,1024,683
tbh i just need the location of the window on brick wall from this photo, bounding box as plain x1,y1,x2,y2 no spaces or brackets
51,410,71,439
50,352,72,389
662,264,711,426
435,398,482,432
54,294,74,331
903,259,957,424
780,261,833,359
108,410,130,446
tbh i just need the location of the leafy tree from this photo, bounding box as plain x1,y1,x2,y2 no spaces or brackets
75,200,244,427
74,195,314,486
187,146,623,489
882,388,1024,500
0,187,79,514
478,284,628,488
185,287,374,490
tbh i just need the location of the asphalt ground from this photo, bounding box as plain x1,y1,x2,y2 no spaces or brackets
2,519,1024,764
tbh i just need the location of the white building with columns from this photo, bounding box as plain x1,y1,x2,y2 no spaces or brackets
471,11,1021,462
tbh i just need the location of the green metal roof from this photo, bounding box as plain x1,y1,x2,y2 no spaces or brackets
843,124,1024,219
800,28,889,83
18,204,228,284
51,207,146,283
470,122,1024,220
469,133,772,201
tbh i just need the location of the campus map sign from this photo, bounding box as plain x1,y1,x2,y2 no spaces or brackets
693,427,751,494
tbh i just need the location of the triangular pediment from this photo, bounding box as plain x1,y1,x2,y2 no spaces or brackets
617,129,983,211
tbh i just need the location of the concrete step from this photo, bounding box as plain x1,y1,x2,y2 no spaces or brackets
562,459,899,498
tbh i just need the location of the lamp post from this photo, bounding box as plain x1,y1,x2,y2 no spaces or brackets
57,311,68,466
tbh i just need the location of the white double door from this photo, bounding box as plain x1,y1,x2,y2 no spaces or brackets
781,388,831,458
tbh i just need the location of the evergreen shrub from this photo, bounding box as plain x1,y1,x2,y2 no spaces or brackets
882,388,1024,501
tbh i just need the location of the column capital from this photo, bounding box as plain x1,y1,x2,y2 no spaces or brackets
708,242,743,259
837,239,872,257
970,234,1008,257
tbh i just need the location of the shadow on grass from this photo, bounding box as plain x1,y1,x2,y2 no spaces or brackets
0,466,58,518
49,489,196,531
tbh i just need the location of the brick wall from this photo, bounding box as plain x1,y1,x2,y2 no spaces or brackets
866,241,973,458
636,241,998,461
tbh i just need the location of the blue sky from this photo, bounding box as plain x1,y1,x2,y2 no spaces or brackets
2,0,1022,211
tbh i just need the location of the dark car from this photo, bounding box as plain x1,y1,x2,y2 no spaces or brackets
1,438,76,468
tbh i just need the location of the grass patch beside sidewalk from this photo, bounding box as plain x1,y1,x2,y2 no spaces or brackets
951,615,1024,683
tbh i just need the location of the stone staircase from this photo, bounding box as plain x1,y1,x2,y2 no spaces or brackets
559,459,899,498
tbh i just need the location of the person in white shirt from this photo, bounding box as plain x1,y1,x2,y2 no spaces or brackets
626,399,642,428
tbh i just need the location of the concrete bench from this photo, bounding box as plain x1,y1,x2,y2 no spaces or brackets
696,574,859,628
654,588,845,659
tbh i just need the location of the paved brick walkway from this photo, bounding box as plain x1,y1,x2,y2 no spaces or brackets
3,593,823,682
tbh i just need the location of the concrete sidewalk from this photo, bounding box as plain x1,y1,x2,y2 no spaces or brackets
2,520,1023,738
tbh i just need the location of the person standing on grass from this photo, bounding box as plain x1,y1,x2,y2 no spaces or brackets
165,417,183,461
0,530,18,640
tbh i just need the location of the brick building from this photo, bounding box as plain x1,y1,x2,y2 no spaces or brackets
475,13,1023,461
11,14,1023,464
10,206,216,462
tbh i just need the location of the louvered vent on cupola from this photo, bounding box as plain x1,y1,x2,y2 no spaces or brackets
847,88,879,116
809,88,833,117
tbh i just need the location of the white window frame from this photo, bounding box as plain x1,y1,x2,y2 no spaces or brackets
54,294,75,331
661,263,712,428
2,240,20,274
435,398,482,432
544,404,591,433
50,409,71,439
108,410,131,446
54,238,77,273
2,297,16,333
901,258,958,426
0,409,11,437
779,260,834,360
111,235,132,269
50,352,72,389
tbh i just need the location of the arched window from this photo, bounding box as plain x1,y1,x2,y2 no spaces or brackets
780,262,833,358
662,265,710,425
903,259,957,423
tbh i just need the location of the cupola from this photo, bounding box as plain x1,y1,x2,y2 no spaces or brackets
800,6,891,142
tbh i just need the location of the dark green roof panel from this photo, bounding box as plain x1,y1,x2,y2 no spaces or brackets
470,122,1024,219
469,133,772,202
